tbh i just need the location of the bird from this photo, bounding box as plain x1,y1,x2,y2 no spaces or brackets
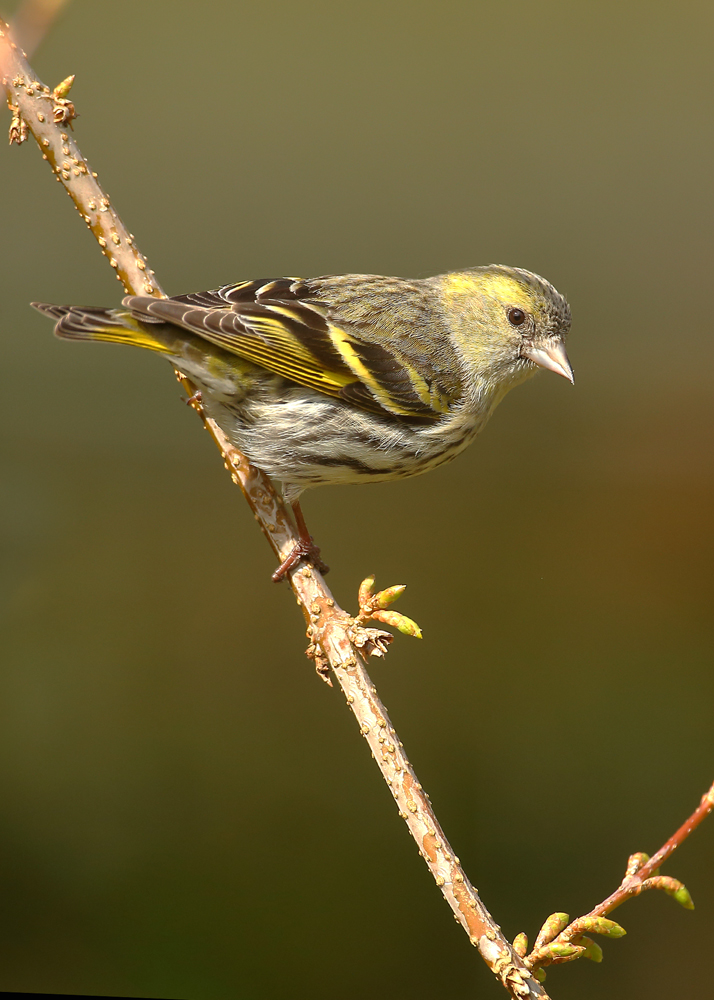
32,265,573,579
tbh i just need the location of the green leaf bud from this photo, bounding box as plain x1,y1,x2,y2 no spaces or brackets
625,852,650,876
53,74,75,99
534,912,569,948
578,936,603,963
375,584,407,608
580,916,626,938
372,610,423,638
512,932,528,957
547,942,585,961
358,575,375,607
671,885,695,909
642,875,694,909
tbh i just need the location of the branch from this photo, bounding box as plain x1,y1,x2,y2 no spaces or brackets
514,780,714,980
0,20,548,999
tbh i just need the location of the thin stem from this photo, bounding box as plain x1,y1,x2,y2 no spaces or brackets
525,779,714,971
1,20,547,997
588,779,714,918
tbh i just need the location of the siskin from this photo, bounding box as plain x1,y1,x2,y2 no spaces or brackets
33,266,572,578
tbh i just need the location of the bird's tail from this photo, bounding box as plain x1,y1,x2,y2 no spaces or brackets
31,302,167,353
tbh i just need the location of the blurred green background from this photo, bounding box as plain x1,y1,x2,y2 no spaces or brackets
1,1,713,997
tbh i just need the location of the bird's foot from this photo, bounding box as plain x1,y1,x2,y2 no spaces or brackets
183,389,203,412
272,537,329,582
272,500,329,582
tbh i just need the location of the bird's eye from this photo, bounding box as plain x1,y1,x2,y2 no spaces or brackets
507,307,527,327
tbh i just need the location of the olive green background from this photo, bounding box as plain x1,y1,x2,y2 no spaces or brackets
1,2,713,997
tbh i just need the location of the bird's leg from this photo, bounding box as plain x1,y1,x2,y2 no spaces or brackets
182,389,203,411
272,501,329,582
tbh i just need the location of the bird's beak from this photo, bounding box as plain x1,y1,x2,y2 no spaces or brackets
522,341,574,384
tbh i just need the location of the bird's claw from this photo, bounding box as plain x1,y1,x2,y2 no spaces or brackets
183,390,203,410
272,537,329,582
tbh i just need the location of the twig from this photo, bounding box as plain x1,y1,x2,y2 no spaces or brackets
0,19,548,999
573,779,714,919
518,780,714,979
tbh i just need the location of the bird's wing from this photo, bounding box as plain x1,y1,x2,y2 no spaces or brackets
124,278,452,421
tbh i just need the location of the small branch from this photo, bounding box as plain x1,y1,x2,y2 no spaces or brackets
592,784,714,916
1,20,547,999
521,779,714,977
578,779,714,920
3,56,156,296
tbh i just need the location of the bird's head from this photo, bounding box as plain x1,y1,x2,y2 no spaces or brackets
436,265,573,403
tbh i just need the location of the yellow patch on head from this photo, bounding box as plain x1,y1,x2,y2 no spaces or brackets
443,272,536,311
